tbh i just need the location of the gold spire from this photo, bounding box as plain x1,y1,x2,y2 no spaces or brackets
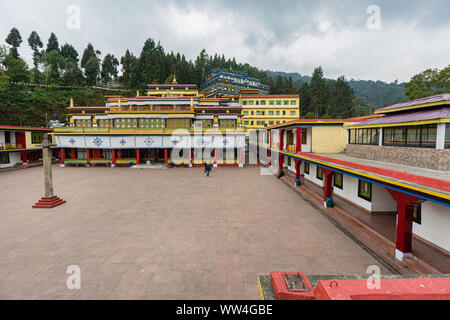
70,97,74,107
172,74,178,85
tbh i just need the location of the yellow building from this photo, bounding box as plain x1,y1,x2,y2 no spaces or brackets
240,94,300,129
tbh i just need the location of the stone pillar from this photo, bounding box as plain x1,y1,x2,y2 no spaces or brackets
32,134,66,209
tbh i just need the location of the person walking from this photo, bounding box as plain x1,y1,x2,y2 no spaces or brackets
204,162,212,177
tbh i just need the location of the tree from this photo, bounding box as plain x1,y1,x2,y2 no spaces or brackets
5,27,22,58
309,67,329,118
84,57,100,86
81,43,98,69
3,54,30,82
101,54,119,83
298,82,311,116
304,112,315,119
42,50,65,84
329,76,355,118
60,43,79,64
46,33,60,52
405,66,450,100
27,31,43,72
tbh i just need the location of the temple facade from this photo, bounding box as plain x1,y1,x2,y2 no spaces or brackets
53,80,246,168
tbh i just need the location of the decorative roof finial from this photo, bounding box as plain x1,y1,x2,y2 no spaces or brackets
70,97,74,107
172,74,178,85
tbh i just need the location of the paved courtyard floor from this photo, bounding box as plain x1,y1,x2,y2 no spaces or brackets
0,166,391,299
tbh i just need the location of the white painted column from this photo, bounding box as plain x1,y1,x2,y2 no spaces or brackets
436,123,445,150
379,127,383,146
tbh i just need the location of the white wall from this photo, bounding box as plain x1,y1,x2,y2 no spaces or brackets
332,173,372,211
304,163,324,187
371,184,397,212
413,201,450,252
0,152,21,168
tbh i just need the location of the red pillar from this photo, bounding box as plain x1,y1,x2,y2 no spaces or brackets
136,149,141,164
213,149,217,166
295,160,301,181
279,129,285,173
238,148,243,167
323,168,334,207
22,152,28,165
71,148,76,160
386,189,422,261
296,128,302,154
269,130,273,166
189,148,193,167
111,149,116,167
60,148,65,166
164,149,168,165
86,149,91,165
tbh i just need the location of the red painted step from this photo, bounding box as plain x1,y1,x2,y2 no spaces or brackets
32,196,66,209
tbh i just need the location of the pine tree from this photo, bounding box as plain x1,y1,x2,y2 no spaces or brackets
309,67,329,118
27,31,43,71
46,33,60,52
5,27,22,59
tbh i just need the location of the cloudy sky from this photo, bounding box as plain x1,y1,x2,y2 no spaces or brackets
1,0,449,83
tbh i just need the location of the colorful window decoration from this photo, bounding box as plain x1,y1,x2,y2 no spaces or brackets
411,204,422,225
316,167,323,180
358,180,372,202
304,162,310,174
220,120,236,128
166,119,190,129
334,173,343,189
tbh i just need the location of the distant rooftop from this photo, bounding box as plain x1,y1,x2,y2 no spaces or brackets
375,93,450,114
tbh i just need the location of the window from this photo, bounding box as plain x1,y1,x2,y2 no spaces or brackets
251,111,254,116
1,154,10,164
262,111,265,116
276,100,281,105
334,173,343,189
291,100,297,105
269,111,274,116
243,101,248,106
316,167,323,180
269,121,274,125
383,125,437,148
248,101,254,106
284,100,289,105
243,111,249,116
282,111,286,116
251,121,254,125
166,119,190,129
276,111,280,115
261,101,266,106
301,130,307,144
244,121,249,125
290,111,296,116
256,101,260,106
276,121,280,124
349,129,379,145
269,100,275,106
220,120,236,128
304,162,310,174
358,180,372,202
31,132,45,144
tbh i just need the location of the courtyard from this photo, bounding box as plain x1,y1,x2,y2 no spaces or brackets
0,166,391,299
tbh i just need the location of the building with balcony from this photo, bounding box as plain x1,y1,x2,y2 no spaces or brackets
53,80,246,168
200,68,270,98
0,125,54,169
262,100,449,270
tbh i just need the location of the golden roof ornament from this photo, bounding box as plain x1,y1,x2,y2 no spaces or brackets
172,74,178,85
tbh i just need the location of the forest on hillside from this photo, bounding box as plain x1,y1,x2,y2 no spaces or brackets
0,26,448,127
